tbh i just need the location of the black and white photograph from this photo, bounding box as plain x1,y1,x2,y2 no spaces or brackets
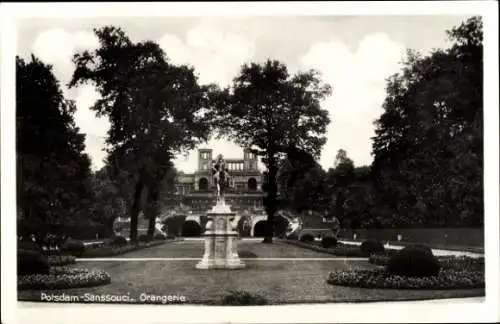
1,2,499,324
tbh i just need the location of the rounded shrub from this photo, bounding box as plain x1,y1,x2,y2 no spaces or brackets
111,236,128,247
60,239,85,257
138,234,153,243
321,236,338,248
300,234,315,243
154,233,166,240
387,246,441,278
408,244,433,255
221,290,268,305
18,241,43,252
360,239,385,256
18,249,50,276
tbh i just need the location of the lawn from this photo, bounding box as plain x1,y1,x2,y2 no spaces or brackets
17,240,485,305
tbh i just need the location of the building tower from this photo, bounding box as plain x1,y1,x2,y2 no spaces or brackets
196,149,213,190
198,149,213,172
243,148,258,170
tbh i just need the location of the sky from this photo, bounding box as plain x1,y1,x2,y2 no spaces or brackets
16,15,471,173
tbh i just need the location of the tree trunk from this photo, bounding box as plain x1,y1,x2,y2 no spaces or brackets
263,157,278,244
146,184,160,237
130,181,144,242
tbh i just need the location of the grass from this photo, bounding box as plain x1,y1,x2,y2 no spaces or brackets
17,241,484,305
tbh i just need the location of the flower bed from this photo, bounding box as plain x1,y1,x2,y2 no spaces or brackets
18,267,111,290
438,256,485,271
47,255,76,266
327,268,484,290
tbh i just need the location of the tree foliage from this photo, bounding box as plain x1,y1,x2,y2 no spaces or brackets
272,17,483,230
16,55,92,239
69,26,213,240
215,59,331,242
371,16,483,227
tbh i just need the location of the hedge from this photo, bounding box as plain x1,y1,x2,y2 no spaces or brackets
17,250,50,276
82,240,172,258
283,239,370,257
369,254,484,271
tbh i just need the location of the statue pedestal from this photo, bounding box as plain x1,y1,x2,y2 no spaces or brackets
196,198,245,270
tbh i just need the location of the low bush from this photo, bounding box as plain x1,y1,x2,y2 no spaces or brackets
283,239,366,257
47,255,76,266
286,233,299,240
238,250,258,258
387,246,441,278
370,254,485,272
17,250,50,276
18,241,43,252
360,239,385,256
221,290,268,305
409,244,434,255
300,234,315,243
154,233,166,240
18,267,111,290
111,236,128,247
60,239,85,257
321,236,337,248
82,239,169,258
327,268,484,290
82,246,117,258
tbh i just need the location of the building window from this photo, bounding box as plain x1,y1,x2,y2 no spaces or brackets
199,178,209,190
248,178,257,190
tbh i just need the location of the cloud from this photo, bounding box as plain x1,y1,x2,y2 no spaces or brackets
301,33,405,168
73,85,110,170
160,22,257,172
32,28,106,170
158,22,256,86
32,28,99,85
29,26,405,173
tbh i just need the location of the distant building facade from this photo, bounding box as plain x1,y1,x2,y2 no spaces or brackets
176,148,264,211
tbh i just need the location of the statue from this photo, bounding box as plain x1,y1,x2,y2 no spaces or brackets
212,154,230,201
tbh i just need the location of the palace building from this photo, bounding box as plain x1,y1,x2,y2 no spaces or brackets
176,148,264,208
114,148,270,238
113,148,329,238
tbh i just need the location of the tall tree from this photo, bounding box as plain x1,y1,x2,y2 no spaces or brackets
277,148,328,214
325,149,355,225
371,16,483,227
16,55,92,240
87,166,128,232
69,26,213,241
215,59,331,243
